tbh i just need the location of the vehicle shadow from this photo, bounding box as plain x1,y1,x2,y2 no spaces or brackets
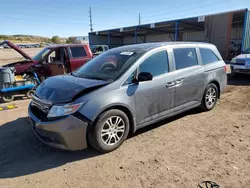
0,117,100,179
0,108,201,179
227,73,250,86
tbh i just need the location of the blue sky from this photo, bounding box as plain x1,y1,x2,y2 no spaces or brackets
0,0,248,37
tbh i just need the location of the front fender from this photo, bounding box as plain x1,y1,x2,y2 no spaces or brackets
77,88,136,125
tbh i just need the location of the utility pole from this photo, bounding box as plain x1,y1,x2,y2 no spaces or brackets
139,13,141,25
89,7,93,32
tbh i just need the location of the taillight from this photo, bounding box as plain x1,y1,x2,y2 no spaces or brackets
224,65,227,72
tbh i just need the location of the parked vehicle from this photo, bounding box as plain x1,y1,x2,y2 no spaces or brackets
17,44,25,48
2,40,93,81
3,43,10,48
28,42,227,153
230,48,250,74
0,67,40,103
90,45,109,56
0,46,3,49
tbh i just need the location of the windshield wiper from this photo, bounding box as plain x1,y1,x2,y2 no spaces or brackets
84,76,108,81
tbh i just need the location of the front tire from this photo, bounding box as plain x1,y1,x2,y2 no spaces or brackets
200,83,218,111
88,109,130,153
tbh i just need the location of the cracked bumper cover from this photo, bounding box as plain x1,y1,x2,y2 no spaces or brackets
28,105,89,151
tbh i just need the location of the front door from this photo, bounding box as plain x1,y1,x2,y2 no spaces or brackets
171,47,205,111
134,50,176,127
42,48,66,77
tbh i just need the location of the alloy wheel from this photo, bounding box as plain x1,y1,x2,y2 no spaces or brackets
101,116,125,146
205,87,217,108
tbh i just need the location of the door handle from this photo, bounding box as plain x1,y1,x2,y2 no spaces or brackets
175,78,184,87
166,82,176,88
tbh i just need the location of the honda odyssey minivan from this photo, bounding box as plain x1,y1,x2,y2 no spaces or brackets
28,42,227,153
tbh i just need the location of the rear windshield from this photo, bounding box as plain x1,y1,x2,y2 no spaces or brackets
72,49,142,81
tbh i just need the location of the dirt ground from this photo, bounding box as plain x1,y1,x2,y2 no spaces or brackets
0,48,42,66
0,50,250,188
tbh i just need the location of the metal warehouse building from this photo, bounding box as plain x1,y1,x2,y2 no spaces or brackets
89,8,250,60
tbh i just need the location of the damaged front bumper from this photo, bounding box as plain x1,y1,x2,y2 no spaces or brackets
28,105,89,151
231,61,250,74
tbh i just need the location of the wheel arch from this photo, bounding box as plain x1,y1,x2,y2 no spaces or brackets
208,80,221,98
94,105,136,135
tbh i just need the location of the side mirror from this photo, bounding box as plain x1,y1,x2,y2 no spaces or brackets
138,72,153,82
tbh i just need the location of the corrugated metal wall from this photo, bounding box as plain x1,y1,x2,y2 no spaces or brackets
182,31,206,41
89,34,107,45
231,27,243,45
173,28,243,43
122,33,174,45
204,13,233,59
123,36,144,45
146,34,174,42
242,10,250,51
89,33,123,48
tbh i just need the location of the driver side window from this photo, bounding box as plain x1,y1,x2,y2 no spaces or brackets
139,50,169,77
48,51,56,63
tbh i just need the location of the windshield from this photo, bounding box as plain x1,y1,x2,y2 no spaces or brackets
72,49,141,81
32,48,50,61
243,48,250,54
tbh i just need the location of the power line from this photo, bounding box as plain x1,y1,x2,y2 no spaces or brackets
139,13,141,25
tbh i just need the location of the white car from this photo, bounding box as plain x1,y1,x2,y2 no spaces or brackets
231,48,250,74
0,46,3,49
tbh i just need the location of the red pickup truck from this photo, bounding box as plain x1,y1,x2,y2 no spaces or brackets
2,41,93,81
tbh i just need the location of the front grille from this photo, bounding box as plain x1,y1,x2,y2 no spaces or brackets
30,95,52,121
30,105,49,121
235,59,246,65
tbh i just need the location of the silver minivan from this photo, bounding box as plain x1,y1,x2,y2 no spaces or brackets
28,42,227,153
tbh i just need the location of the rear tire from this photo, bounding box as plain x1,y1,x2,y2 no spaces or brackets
0,94,14,103
200,83,218,111
88,109,130,153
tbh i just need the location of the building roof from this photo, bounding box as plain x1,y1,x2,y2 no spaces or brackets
89,9,247,38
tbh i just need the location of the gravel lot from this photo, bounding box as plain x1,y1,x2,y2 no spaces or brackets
0,49,250,188
0,48,43,66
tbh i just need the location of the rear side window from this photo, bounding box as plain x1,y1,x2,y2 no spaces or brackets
173,48,198,70
200,48,219,65
139,50,169,77
70,47,87,58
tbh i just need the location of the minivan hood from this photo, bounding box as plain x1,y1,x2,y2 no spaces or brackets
0,40,32,60
35,75,109,104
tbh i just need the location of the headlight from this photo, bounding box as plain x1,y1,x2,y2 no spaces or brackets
231,58,236,63
47,103,83,118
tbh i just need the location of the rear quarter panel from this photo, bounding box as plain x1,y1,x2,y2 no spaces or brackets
203,61,227,95
197,44,227,95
